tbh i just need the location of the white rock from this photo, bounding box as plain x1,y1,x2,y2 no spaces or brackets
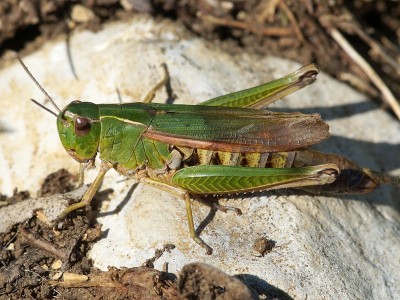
0,16,399,299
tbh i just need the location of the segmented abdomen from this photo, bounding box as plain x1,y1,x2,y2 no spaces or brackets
177,147,304,169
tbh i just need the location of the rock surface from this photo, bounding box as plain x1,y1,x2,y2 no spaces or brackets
0,16,399,299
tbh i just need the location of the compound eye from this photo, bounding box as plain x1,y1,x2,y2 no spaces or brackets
74,117,91,136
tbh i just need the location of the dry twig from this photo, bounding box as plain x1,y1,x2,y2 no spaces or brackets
20,227,68,260
198,12,293,37
329,28,400,119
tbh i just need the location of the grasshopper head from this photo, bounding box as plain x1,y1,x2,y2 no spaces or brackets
57,101,101,163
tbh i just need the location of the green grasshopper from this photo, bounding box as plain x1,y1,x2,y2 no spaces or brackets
17,56,399,254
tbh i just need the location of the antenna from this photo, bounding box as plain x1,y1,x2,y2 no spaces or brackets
30,99,58,117
15,54,61,114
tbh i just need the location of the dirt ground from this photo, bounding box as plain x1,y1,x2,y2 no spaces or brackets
0,1,399,299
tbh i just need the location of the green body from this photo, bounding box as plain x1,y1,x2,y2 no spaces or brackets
56,64,378,196
58,102,338,196
45,62,396,254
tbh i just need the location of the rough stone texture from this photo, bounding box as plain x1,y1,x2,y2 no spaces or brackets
0,16,399,299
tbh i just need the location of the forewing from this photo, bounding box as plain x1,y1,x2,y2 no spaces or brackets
143,104,329,152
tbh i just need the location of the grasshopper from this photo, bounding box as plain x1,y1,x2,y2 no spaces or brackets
17,56,399,254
